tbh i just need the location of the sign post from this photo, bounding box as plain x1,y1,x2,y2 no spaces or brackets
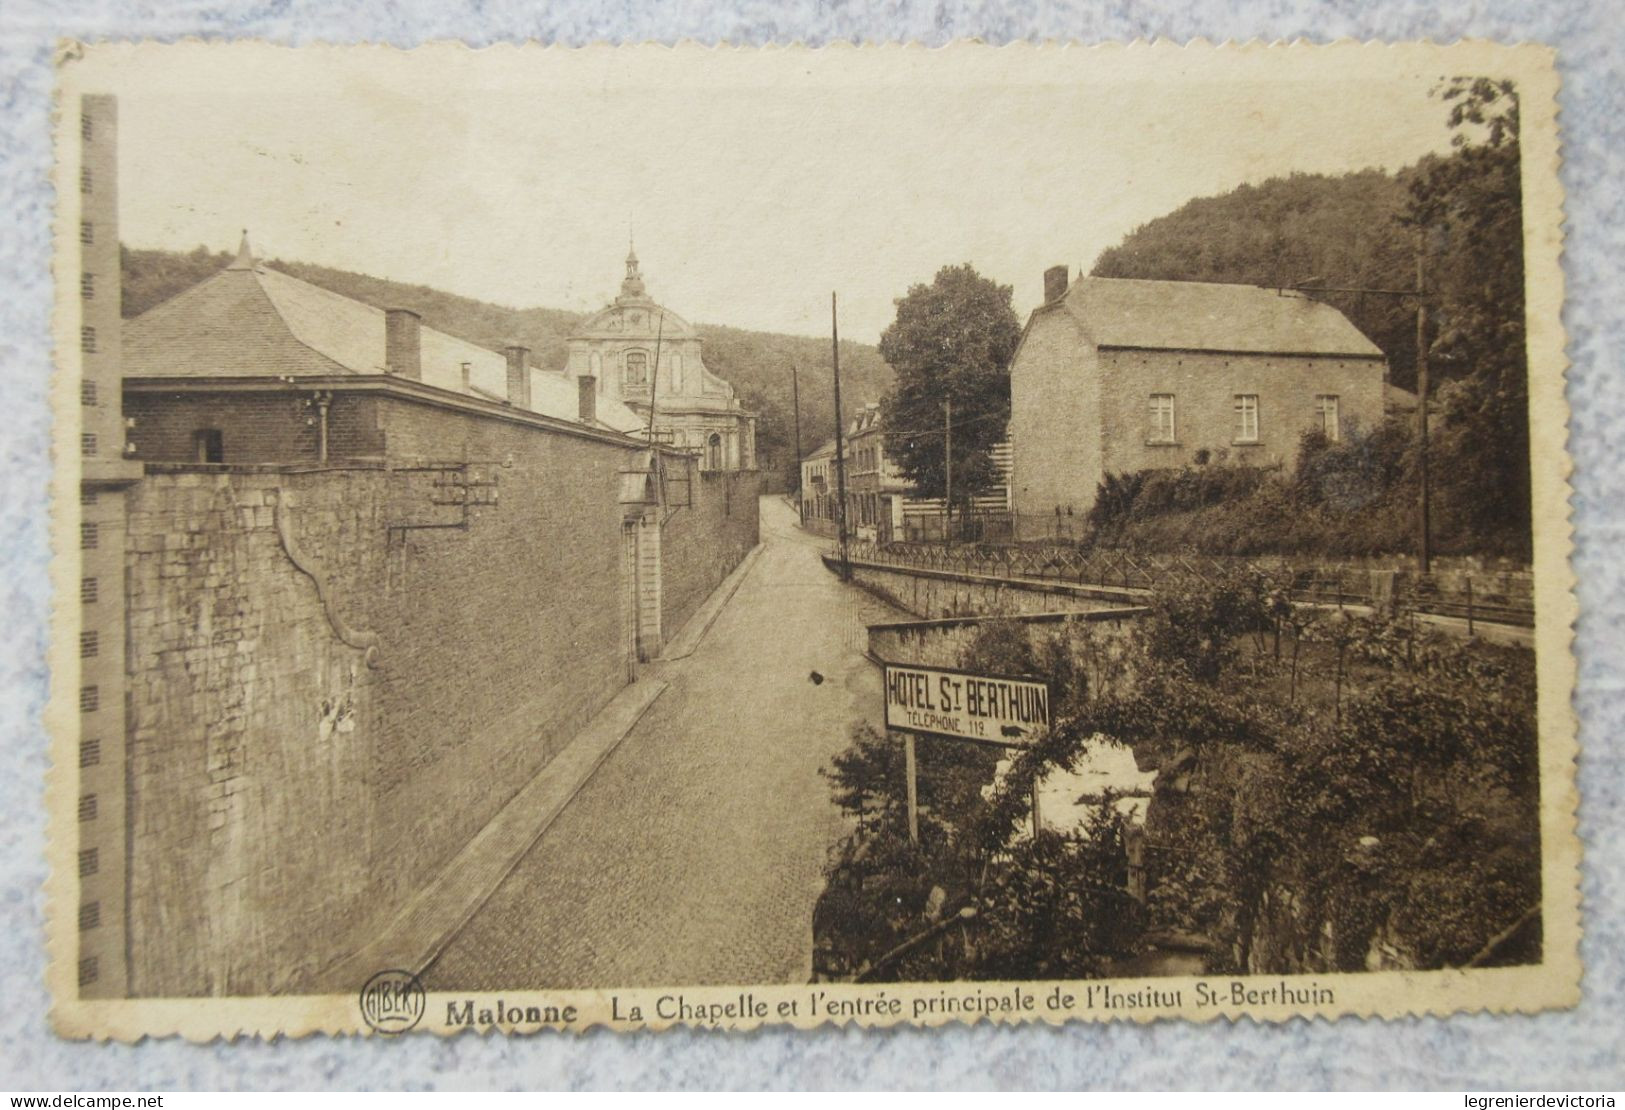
882,662,1051,844
903,733,919,844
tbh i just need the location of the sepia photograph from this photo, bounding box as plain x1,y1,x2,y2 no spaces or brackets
46,41,1576,1039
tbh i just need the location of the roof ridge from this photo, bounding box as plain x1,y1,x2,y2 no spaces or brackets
1072,274,1303,295
251,266,372,373
257,264,511,367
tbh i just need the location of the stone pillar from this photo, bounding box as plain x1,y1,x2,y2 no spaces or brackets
635,507,662,660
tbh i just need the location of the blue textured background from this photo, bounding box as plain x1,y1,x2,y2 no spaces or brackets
1,1,1620,1091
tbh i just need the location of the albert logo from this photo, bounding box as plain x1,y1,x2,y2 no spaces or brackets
359,969,426,1035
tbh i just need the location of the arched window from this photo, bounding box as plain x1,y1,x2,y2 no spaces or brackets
625,350,649,387
707,433,723,471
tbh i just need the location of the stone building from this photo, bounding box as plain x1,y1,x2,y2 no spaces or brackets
800,403,1013,543
122,235,646,464
73,214,759,997
562,247,756,470
1009,267,1389,520
799,438,839,528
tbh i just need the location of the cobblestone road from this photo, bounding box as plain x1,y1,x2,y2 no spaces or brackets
422,497,907,989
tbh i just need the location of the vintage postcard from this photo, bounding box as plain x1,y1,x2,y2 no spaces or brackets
46,40,1576,1040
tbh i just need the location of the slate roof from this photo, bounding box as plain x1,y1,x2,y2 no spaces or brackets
124,237,645,434
1059,276,1384,359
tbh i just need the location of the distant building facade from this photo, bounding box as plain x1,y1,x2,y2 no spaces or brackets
1009,268,1389,520
563,248,756,470
801,402,1012,542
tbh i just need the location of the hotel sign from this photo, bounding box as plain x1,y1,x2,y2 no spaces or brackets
883,663,1051,747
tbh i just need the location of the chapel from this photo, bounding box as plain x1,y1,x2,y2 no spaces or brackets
563,247,756,470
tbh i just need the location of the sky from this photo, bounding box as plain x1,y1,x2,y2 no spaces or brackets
74,45,1465,343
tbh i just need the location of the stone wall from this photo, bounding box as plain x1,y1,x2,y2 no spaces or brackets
124,413,641,995
1009,303,1102,519
834,557,1138,621
661,466,760,639
1096,348,1385,480
867,609,1142,674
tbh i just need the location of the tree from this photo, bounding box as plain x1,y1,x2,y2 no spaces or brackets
877,264,1021,515
1403,77,1530,557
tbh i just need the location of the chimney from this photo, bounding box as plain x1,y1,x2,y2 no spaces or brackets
503,344,531,408
1043,265,1070,304
384,308,421,379
578,375,597,425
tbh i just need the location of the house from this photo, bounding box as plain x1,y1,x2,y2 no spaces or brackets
801,402,1013,542
1009,268,1389,521
562,246,757,470
122,233,646,465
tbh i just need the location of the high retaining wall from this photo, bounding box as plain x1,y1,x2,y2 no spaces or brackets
123,406,757,996
662,467,760,639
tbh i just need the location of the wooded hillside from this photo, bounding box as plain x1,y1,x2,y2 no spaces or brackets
1090,78,1530,558
1092,170,1422,388
121,246,893,484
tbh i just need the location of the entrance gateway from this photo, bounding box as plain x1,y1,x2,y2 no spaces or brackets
881,662,1052,842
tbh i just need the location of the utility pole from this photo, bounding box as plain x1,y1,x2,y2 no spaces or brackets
791,362,804,520
1291,244,1434,573
943,398,953,545
831,293,851,579
1414,230,1433,575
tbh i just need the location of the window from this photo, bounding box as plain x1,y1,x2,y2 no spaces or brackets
1234,394,1260,443
81,168,92,194
80,114,92,140
79,685,98,713
81,272,94,300
80,221,93,245
1148,393,1176,443
78,957,99,988
81,326,96,353
80,523,98,549
78,902,100,931
78,848,98,877
81,577,98,604
81,433,97,457
80,739,101,768
81,380,97,405
1316,394,1341,441
625,350,649,387
194,429,224,464
80,631,98,658
78,794,97,822
80,489,97,507
669,353,684,392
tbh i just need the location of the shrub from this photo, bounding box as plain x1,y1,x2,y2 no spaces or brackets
1293,419,1413,512
1088,470,1147,529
